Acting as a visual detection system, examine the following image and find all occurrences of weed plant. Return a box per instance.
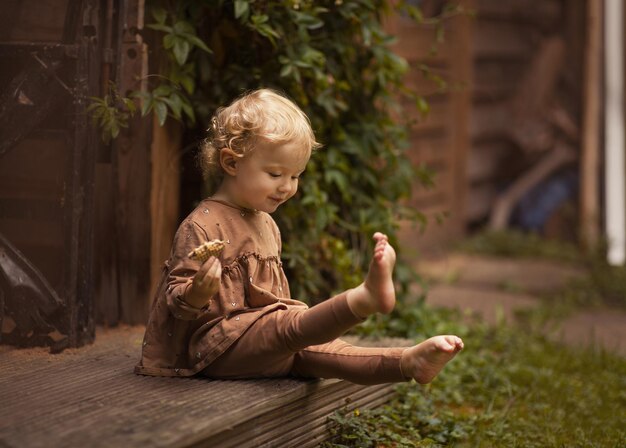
[324,306,626,447]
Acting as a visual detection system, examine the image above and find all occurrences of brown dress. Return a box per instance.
[135,198,406,384]
[135,198,306,377]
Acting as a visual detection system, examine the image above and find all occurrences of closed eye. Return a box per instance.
[268,173,281,178]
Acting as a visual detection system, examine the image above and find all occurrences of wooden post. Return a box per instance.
[149,117,182,304]
[450,0,474,235]
[114,0,153,323]
[580,0,602,249]
[604,0,626,265]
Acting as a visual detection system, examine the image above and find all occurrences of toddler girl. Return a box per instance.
[135,89,463,385]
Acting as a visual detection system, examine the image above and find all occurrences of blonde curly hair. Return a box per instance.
[199,89,321,185]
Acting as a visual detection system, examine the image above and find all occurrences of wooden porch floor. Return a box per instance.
[0,326,398,448]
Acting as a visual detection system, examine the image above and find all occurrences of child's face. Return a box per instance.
[227,140,310,213]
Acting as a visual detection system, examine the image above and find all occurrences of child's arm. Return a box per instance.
[165,219,222,320]
[184,256,221,309]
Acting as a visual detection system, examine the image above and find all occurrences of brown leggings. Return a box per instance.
[202,293,407,385]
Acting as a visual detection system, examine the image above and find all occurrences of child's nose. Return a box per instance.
[278,178,295,193]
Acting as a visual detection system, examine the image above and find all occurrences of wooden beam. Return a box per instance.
[114,0,152,324]
[449,0,474,233]
[580,0,602,249]
[149,117,182,304]
[604,0,626,264]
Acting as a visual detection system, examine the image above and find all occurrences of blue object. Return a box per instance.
[512,169,579,233]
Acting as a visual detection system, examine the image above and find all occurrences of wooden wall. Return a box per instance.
[0,0,99,348]
[0,0,181,349]
[468,0,585,227]
[386,0,474,256]
[94,0,182,326]
[383,0,586,257]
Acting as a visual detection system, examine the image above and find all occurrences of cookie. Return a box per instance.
[188,239,226,263]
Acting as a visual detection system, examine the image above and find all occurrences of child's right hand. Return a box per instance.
[185,256,222,308]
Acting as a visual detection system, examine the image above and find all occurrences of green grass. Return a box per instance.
[321,231,626,446]
[323,310,626,447]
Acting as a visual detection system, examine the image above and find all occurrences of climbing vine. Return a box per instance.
[91,0,465,302]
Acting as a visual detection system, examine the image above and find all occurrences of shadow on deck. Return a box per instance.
[0,326,397,447]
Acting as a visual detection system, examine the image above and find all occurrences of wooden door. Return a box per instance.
[0,0,100,350]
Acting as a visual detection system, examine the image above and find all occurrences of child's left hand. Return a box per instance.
[185,256,222,308]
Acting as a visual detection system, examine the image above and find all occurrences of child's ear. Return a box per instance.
[219,148,239,175]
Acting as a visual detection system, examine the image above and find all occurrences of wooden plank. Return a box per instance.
[68,3,99,348]
[386,15,454,62]
[562,0,586,114]
[406,133,451,166]
[510,37,565,121]
[0,218,64,248]
[94,163,120,325]
[470,101,510,141]
[465,183,498,222]
[149,117,183,306]
[472,60,525,103]
[0,326,401,448]
[114,116,153,324]
[114,0,152,325]
[472,21,533,61]
[476,0,562,27]
[0,134,69,198]
[402,61,451,97]
[402,94,450,134]
[446,3,473,237]
[203,381,394,448]
[0,0,70,43]
[397,207,461,255]
[467,141,511,183]
[389,0,473,252]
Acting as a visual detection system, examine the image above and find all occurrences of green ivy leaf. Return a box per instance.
[280,63,294,77]
[162,93,183,120]
[405,5,423,23]
[146,23,172,33]
[249,14,280,44]
[154,100,168,126]
[234,0,249,20]
[416,96,430,116]
[173,20,195,35]
[163,34,176,49]
[151,7,167,24]
[183,34,213,54]
[138,94,152,117]
[122,97,136,115]
[179,75,195,94]
[152,84,172,97]
[173,38,191,65]
[290,10,324,30]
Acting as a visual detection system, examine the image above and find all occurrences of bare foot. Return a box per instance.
[347,232,396,317]
[400,335,464,384]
